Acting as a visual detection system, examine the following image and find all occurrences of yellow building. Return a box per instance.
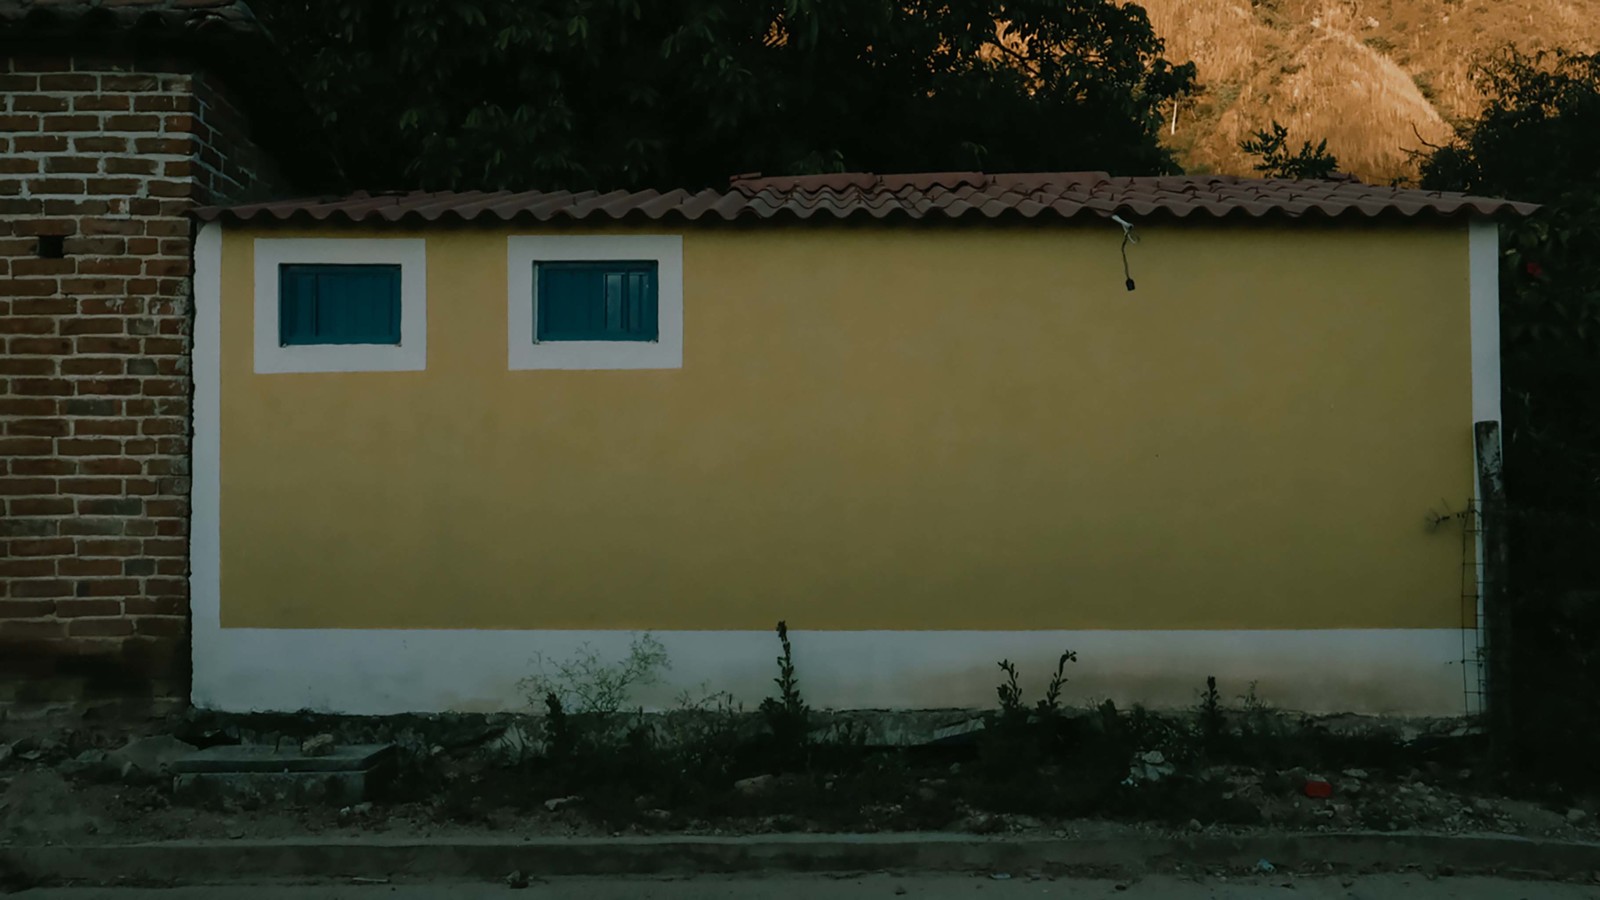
[190,172,1529,715]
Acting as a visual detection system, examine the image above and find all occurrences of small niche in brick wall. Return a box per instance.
[37,235,66,259]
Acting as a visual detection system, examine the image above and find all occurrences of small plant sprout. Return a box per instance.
[1037,650,1078,715]
[759,620,810,759]
[518,632,670,716]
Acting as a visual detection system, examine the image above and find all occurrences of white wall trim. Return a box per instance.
[252,237,427,373]
[191,626,1468,716]
[507,234,684,370]
[190,222,224,705]
[1468,221,1502,427]
[1464,219,1502,715]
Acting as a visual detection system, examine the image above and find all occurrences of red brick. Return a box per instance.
[10,259,74,277]
[45,155,101,174]
[63,398,119,416]
[0,358,55,377]
[140,418,186,436]
[12,298,76,316]
[37,72,97,90]
[63,236,127,255]
[58,439,120,456]
[59,277,128,297]
[13,95,68,112]
[8,338,72,355]
[0,157,39,174]
[58,559,123,578]
[80,458,140,475]
[0,559,55,578]
[141,338,185,356]
[0,74,40,91]
[8,538,73,556]
[62,518,126,536]
[0,279,62,297]
[61,358,124,376]
[79,217,142,235]
[8,497,72,516]
[13,219,76,237]
[132,137,189,155]
[79,298,141,315]
[6,418,68,436]
[143,539,185,557]
[0,398,59,416]
[54,597,122,616]
[73,419,139,437]
[74,337,140,354]
[59,477,122,495]
[0,439,54,457]
[0,476,53,494]
[11,458,74,476]
[101,74,158,91]
[124,439,156,455]
[0,314,56,338]
[0,619,66,639]
[143,499,186,517]
[59,315,124,336]
[104,157,158,176]
[76,538,139,556]
[76,497,143,516]
[0,599,55,618]
[0,114,41,132]
[12,378,73,396]
[153,559,186,577]
[124,477,157,496]
[13,135,66,152]
[125,597,183,616]
[102,115,160,133]
[7,577,73,598]
[133,616,186,637]
[78,378,141,396]
[67,617,134,637]
[73,578,138,597]
[27,178,87,196]
[73,94,132,112]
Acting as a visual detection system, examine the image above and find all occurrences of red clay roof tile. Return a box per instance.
[193,172,1537,226]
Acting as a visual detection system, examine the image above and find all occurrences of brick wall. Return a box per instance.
[0,54,297,707]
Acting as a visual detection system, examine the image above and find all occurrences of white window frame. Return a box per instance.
[252,238,427,374]
[507,235,684,370]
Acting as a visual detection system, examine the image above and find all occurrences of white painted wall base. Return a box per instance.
[189,626,1470,716]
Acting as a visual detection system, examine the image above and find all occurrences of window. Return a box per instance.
[253,238,426,374]
[536,261,658,343]
[279,264,402,346]
[508,235,683,370]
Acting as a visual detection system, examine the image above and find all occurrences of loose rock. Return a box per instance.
[544,795,582,812]
[1568,808,1588,824]
[506,870,529,889]
[300,734,336,757]
[734,774,776,797]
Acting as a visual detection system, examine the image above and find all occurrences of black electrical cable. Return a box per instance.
[1121,232,1136,292]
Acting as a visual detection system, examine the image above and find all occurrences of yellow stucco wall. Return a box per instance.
[217,222,1475,631]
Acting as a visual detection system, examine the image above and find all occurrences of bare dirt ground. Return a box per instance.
[3,708,1597,849]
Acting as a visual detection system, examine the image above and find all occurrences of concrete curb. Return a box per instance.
[6,832,1600,885]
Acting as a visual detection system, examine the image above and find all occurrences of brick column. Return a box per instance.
[1,55,293,707]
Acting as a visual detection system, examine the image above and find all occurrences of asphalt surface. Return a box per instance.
[19,873,1600,899]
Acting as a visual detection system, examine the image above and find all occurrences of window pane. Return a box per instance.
[279,264,401,346]
[536,261,659,342]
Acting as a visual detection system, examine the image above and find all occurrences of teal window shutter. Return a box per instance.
[535,261,658,342]
[278,264,402,346]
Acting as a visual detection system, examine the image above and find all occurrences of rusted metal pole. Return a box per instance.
[1474,421,1511,750]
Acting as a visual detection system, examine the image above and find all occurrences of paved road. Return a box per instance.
[21,874,1600,899]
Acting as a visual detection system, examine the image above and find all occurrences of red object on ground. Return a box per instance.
[1304,779,1333,799]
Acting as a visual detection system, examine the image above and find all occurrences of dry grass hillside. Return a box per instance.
[1139,0,1600,183]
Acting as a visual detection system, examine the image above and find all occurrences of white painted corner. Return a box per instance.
[189,222,224,708]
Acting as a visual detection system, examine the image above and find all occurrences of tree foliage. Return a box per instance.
[1419,48,1600,778]
[1238,120,1340,179]
[252,0,1195,192]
